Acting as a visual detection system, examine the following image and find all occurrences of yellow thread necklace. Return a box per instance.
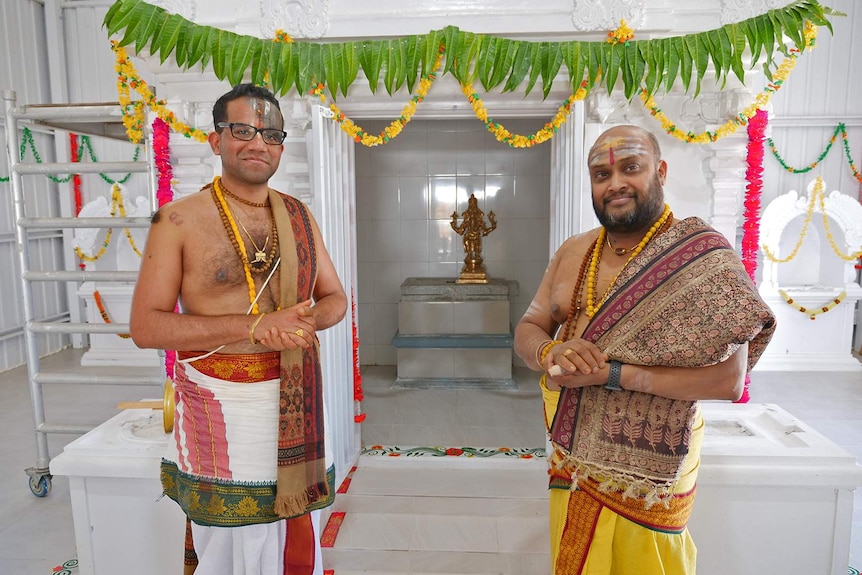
[211,177,260,315]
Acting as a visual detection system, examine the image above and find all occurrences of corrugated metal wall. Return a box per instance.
[0,0,66,371]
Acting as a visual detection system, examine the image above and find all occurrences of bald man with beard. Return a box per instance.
[514,125,775,574]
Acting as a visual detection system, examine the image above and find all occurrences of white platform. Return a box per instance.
[50,408,185,575]
[693,402,862,575]
[49,402,862,575]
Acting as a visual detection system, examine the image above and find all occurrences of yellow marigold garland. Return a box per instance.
[311,46,445,147]
[607,20,635,45]
[762,177,862,264]
[778,289,847,320]
[74,184,143,262]
[640,21,817,144]
[461,80,588,148]
[113,41,208,144]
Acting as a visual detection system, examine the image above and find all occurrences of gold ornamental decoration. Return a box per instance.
[450,194,497,284]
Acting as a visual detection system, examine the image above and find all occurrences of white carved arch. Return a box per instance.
[759,179,862,292]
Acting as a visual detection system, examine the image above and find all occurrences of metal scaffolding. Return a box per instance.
[2,90,162,497]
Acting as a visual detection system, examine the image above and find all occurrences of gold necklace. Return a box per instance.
[606,233,632,256]
[234,213,269,265]
[585,204,673,318]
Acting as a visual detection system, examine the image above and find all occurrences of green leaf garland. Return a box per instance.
[102,0,839,100]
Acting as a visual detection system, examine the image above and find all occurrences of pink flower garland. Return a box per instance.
[152,117,177,379]
[351,291,366,423]
[737,108,768,403]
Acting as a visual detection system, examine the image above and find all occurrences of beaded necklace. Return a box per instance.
[211,177,260,314]
[220,181,270,208]
[585,204,673,319]
[559,246,594,341]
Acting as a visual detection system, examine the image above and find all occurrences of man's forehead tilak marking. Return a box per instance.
[245,97,280,126]
[589,136,650,167]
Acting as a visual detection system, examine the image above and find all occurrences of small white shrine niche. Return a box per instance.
[73,183,160,367]
[757,178,862,371]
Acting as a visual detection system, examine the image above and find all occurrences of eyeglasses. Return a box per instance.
[216,122,287,145]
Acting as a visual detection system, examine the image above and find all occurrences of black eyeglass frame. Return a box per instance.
[216,122,287,145]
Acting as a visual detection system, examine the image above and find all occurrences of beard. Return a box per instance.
[593,173,665,234]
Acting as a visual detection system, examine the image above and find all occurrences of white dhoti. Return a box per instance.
[161,355,334,575]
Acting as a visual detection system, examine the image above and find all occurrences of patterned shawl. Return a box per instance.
[549,217,775,505]
[270,189,331,518]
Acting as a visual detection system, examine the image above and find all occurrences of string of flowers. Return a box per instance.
[93,290,132,338]
[112,40,208,144]
[73,183,143,263]
[778,289,847,320]
[351,292,366,423]
[461,80,587,148]
[762,176,862,263]
[78,135,140,184]
[0,127,73,183]
[640,21,817,144]
[840,126,862,183]
[0,127,140,184]
[607,19,635,45]
[70,134,85,269]
[311,46,446,147]
[742,109,767,283]
[152,116,178,381]
[768,123,841,174]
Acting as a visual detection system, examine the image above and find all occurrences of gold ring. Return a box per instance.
[564,348,574,356]
[295,328,304,337]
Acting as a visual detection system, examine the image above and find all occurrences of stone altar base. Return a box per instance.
[391,278,517,389]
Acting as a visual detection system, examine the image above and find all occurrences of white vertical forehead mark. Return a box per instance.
[588,136,650,167]
[245,97,280,127]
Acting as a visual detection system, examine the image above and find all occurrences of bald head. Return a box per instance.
[588,125,661,168]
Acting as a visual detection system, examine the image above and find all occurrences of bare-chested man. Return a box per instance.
[513,124,775,574]
[130,83,346,575]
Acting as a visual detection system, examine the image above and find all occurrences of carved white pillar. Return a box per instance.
[549,101,587,255]
[703,89,753,245]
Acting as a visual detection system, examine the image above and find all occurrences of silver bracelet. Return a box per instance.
[604,360,623,391]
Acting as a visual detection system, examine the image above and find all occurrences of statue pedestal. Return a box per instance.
[391,278,517,389]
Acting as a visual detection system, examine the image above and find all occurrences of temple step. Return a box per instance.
[322,453,550,574]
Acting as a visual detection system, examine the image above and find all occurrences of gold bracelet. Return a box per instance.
[249,312,267,345]
[539,340,564,366]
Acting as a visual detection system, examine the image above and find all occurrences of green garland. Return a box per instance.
[769,122,862,182]
[103,0,838,101]
[0,128,140,184]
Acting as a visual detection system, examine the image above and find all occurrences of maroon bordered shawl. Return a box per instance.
[549,217,775,504]
[269,189,332,517]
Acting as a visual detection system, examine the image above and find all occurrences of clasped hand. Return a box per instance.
[543,339,608,391]
[255,299,317,351]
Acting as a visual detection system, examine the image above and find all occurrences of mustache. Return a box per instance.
[603,193,634,205]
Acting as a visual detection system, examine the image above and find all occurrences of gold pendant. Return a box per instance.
[252,250,267,264]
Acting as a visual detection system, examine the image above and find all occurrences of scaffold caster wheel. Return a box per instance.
[29,474,51,497]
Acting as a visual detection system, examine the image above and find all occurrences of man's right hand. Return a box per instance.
[255,299,317,351]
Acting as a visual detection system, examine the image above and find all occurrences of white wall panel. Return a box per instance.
[758,0,862,221]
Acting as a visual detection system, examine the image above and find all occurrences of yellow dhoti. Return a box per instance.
[544,382,704,575]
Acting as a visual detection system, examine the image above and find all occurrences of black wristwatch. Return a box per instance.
[604,360,623,391]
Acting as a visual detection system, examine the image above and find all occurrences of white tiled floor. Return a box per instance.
[0,350,860,573]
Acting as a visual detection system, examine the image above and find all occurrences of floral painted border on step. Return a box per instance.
[361,445,545,458]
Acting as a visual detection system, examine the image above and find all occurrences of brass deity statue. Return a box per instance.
[450,194,497,284]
